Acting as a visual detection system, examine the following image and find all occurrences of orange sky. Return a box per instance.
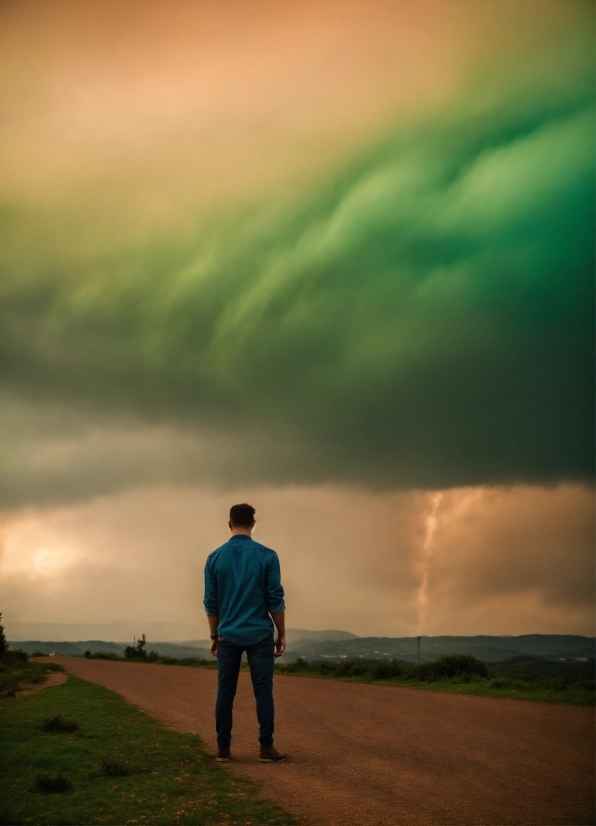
[0,1,593,637]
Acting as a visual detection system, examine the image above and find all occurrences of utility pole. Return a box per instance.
[417,635,421,664]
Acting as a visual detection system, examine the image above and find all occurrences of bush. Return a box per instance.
[36,774,71,793]
[42,715,80,733]
[368,661,402,680]
[406,654,489,682]
[84,650,91,658]
[335,661,368,677]
[43,663,65,673]
[2,649,28,664]
[90,652,120,660]
[124,634,148,660]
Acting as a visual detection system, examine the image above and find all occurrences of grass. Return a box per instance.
[0,675,294,826]
[273,658,595,705]
[0,651,65,696]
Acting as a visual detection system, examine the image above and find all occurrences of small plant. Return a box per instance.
[42,715,80,733]
[36,773,71,793]
[101,756,133,776]
[84,650,91,658]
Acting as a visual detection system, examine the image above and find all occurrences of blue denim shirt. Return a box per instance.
[203,535,286,646]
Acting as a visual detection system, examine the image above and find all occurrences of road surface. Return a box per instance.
[50,657,594,826]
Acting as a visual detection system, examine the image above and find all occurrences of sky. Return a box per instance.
[0,0,594,640]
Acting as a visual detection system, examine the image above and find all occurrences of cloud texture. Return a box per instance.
[1,483,593,636]
[0,1,593,504]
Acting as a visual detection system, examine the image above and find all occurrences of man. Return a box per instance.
[203,503,287,763]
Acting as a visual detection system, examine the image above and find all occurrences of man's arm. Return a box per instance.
[265,553,286,657]
[271,610,286,657]
[207,614,219,657]
[203,555,220,656]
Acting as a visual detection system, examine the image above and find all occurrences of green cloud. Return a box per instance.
[0,61,593,497]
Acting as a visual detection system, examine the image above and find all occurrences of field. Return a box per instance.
[0,676,294,826]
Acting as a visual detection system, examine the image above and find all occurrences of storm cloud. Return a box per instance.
[0,0,593,505]
[0,1,593,638]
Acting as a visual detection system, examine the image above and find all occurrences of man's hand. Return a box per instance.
[210,637,218,657]
[274,633,286,658]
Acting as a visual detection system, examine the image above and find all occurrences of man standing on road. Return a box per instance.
[204,503,287,763]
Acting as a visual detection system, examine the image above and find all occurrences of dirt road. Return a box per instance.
[52,657,593,825]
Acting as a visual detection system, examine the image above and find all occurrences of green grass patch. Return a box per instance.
[0,676,294,826]
[274,657,595,705]
[0,651,64,696]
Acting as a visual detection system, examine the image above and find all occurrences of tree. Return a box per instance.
[124,634,147,660]
[0,612,9,658]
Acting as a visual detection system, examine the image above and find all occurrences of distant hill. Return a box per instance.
[11,633,594,664]
[285,629,358,644]
[10,628,356,659]
[285,635,595,663]
[12,639,212,659]
[7,623,358,646]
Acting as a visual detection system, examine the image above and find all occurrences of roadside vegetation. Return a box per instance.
[275,654,595,705]
[31,623,593,705]
[0,613,64,697]
[0,675,294,826]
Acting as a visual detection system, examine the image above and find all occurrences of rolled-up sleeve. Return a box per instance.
[265,553,286,615]
[203,556,219,616]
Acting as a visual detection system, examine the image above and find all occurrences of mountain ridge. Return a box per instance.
[10,633,594,663]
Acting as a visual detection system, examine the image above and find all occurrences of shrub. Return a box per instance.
[407,654,489,682]
[2,649,28,664]
[42,715,80,733]
[489,677,511,689]
[36,774,71,793]
[124,634,148,660]
[368,661,402,680]
[84,650,91,658]
[336,661,367,677]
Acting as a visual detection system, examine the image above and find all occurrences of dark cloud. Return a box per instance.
[0,35,593,503]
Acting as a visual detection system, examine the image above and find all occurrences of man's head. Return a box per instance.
[229,503,256,533]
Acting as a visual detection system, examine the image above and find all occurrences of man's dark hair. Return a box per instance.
[229,503,256,527]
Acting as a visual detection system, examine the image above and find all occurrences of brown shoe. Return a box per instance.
[216,747,230,762]
[259,746,286,763]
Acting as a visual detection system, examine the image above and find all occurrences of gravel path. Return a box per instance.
[52,657,594,826]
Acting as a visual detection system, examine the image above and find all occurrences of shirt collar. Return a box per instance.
[229,534,252,541]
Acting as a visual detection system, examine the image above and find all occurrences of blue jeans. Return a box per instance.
[215,633,275,749]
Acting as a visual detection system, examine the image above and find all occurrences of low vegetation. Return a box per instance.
[0,674,294,825]
[81,643,593,704]
[0,613,65,697]
[275,654,595,704]
[85,648,218,669]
